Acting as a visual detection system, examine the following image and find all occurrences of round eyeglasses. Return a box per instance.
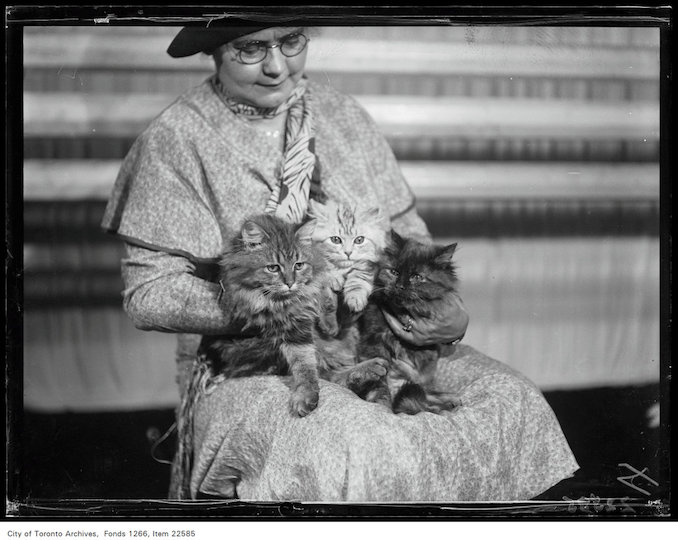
[233,32,309,65]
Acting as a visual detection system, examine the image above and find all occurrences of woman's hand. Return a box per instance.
[381,292,469,347]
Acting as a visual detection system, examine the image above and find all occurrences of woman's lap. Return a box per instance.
[188,344,579,501]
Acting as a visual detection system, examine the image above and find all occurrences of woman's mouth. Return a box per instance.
[259,81,285,88]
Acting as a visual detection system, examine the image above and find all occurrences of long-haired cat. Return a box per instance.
[297,199,389,333]
[355,230,463,415]
[198,213,327,417]
[295,199,392,387]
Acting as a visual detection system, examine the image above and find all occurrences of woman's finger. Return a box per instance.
[381,309,427,345]
[382,309,412,338]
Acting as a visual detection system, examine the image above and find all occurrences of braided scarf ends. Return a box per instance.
[169,361,225,500]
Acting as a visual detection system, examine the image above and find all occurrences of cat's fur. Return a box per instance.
[297,199,389,335]
[198,213,327,417]
[294,199,391,387]
[198,209,386,416]
[355,230,463,415]
[198,208,460,417]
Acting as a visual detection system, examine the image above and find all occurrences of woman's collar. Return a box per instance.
[210,74,308,120]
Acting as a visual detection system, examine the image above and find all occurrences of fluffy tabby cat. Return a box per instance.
[354,230,463,415]
[198,213,327,417]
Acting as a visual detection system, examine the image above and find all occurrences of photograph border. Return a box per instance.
[5,3,673,520]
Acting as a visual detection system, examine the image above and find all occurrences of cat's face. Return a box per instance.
[300,200,388,266]
[375,231,458,313]
[222,214,322,303]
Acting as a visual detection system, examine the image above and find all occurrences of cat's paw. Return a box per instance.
[426,391,463,413]
[347,357,389,387]
[289,381,320,417]
[344,291,369,312]
[329,276,345,292]
[364,387,392,407]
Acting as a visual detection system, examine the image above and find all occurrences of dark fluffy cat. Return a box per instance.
[198,213,327,417]
[354,230,463,415]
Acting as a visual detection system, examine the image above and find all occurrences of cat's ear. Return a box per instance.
[435,243,458,266]
[389,229,406,248]
[306,198,320,216]
[307,199,329,221]
[383,229,406,258]
[359,206,388,227]
[295,220,315,245]
[241,220,267,249]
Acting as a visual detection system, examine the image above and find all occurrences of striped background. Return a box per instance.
[21,25,661,411]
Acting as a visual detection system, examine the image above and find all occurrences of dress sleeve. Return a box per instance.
[390,206,432,243]
[101,117,223,261]
[121,243,234,334]
[101,112,236,334]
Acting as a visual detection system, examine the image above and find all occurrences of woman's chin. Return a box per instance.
[253,96,287,109]
[252,82,295,108]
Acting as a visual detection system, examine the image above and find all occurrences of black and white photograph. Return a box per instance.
[5,4,672,522]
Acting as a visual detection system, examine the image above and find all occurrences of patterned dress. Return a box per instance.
[101,77,578,501]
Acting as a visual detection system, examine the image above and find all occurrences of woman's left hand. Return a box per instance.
[381,292,469,347]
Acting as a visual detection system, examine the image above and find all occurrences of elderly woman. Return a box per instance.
[102,23,578,501]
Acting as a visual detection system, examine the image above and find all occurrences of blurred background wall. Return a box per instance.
[20,25,662,499]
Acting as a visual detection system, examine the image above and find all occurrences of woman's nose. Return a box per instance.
[261,46,286,77]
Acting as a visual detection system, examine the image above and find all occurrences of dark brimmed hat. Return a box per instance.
[167,25,272,57]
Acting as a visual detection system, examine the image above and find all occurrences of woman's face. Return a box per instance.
[214,27,309,109]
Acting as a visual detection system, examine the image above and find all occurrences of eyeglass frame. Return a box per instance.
[230,32,310,65]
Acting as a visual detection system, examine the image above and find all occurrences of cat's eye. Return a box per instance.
[294,262,306,271]
[330,236,343,244]
[354,236,365,244]
[387,268,399,277]
[411,273,426,282]
[265,264,281,273]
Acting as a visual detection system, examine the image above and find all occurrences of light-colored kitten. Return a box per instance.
[295,199,390,392]
[299,199,389,315]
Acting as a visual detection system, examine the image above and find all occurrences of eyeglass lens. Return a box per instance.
[237,33,308,64]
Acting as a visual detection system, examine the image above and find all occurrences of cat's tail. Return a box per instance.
[392,382,462,415]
